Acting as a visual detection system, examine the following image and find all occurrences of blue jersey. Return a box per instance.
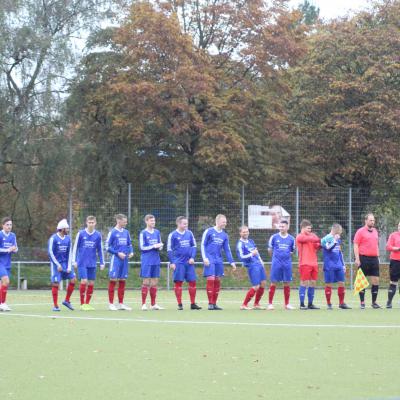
[0,231,18,269]
[321,234,344,270]
[167,229,196,264]
[268,233,295,266]
[201,227,234,264]
[139,229,162,265]
[48,233,72,270]
[236,238,263,267]
[106,228,133,256]
[72,229,104,268]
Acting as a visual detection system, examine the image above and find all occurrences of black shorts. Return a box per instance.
[359,255,379,277]
[389,260,400,282]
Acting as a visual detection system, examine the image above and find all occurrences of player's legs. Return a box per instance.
[324,269,333,307]
[173,264,185,307]
[206,275,216,309]
[0,271,10,309]
[62,271,76,310]
[213,263,224,309]
[50,264,61,311]
[269,265,282,307]
[141,277,150,309]
[108,256,119,310]
[85,267,96,306]
[299,265,310,308]
[282,265,293,308]
[387,260,400,308]
[185,264,200,309]
[254,279,266,308]
[117,260,130,310]
[78,266,88,306]
[307,266,319,309]
[150,276,161,309]
[268,281,277,308]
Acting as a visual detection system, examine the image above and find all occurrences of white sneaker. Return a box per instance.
[118,303,132,311]
[0,303,12,311]
[109,303,118,311]
[240,304,252,310]
[285,304,295,310]
[267,304,274,310]
[253,304,266,310]
[151,304,164,310]
[141,303,148,311]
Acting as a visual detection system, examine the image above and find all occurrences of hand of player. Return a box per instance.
[8,246,17,252]
[153,243,163,249]
[204,258,210,266]
[73,262,77,269]
[170,263,176,270]
[355,259,361,268]
[118,252,126,260]
[128,253,134,259]
[231,263,237,271]
[334,234,341,241]
[251,249,259,256]
[57,265,63,272]
[188,258,195,265]
[100,264,105,271]
[66,267,71,273]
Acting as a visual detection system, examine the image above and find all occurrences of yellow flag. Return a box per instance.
[353,268,369,295]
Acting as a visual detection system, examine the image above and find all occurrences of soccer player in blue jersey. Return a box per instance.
[236,226,267,310]
[48,219,76,312]
[72,216,105,311]
[321,223,351,310]
[139,214,164,310]
[0,217,18,311]
[106,214,133,311]
[167,216,201,310]
[201,214,236,310]
[267,220,296,310]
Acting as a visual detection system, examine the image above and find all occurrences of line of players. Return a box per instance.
[1,212,400,311]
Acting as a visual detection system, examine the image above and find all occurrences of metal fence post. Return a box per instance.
[185,185,189,219]
[68,191,73,237]
[17,262,21,290]
[241,185,245,226]
[128,183,132,223]
[295,187,300,236]
[167,262,170,290]
[348,187,353,289]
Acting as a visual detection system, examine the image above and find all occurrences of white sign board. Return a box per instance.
[248,205,290,230]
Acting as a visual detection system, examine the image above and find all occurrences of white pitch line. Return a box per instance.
[1,312,400,329]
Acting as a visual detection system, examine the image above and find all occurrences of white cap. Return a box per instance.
[57,219,69,230]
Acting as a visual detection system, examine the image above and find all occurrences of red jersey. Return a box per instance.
[353,226,379,257]
[296,233,321,267]
[386,231,400,261]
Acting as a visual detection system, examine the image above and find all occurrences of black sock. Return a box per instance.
[359,289,365,303]
[371,285,379,303]
[388,284,397,303]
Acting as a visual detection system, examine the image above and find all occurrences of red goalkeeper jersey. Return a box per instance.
[296,233,321,267]
[386,231,400,261]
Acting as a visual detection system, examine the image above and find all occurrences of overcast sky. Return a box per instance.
[290,0,371,19]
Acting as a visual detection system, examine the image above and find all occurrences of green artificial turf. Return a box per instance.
[1,289,399,400]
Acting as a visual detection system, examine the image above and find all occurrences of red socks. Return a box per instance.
[79,283,87,305]
[284,285,290,305]
[150,286,157,306]
[118,280,126,304]
[86,284,94,304]
[268,285,276,304]
[0,284,8,303]
[214,279,221,304]
[65,282,75,302]
[338,286,345,304]
[254,287,265,305]
[52,285,59,307]
[188,281,196,304]
[325,286,332,305]
[141,285,149,304]
[243,287,256,306]
[108,281,116,303]
[206,280,214,304]
[174,281,183,304]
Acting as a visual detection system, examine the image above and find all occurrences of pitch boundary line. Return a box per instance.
[1,312,400,329]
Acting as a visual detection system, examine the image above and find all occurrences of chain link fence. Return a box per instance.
[10,185,400,289]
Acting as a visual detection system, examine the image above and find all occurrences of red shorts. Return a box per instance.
[299,265,318,281]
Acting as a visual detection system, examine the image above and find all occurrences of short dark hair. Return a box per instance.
[300,219,312,229]
[280,220,289,225]
[2,217,11,226]
[144,214,155,222]
[115,213,127,221]
[176,216,187,225]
